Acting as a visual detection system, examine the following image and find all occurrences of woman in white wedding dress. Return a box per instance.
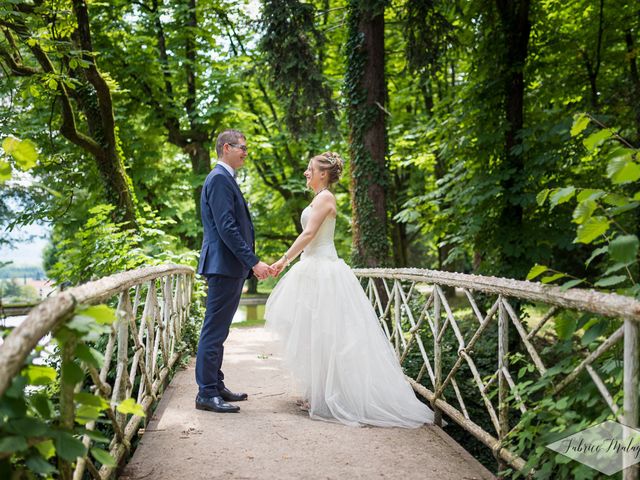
[265,152,434,428]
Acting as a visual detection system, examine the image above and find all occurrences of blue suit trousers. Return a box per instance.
[195,275,245,397]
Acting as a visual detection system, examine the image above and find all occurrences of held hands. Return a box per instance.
[270,258,287,277]
[252,261,274,281]
[253,257,289,280]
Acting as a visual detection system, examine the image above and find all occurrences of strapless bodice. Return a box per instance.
[301,205,338,260]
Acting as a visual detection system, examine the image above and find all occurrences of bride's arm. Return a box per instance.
[272,193,335,274]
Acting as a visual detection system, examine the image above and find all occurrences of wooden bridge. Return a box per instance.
[121,327,491,480]
[1,264,639,479]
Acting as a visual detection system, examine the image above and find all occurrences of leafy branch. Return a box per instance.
[529,114,640,295]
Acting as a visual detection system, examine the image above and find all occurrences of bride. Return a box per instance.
[265,151,434,428]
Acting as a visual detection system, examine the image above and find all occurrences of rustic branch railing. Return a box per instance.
[354,268,640,479]
[0,264,194,479]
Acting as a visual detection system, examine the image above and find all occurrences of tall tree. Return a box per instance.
[97,0,242,247]
[345,0,390,267]
[494,0,531,278]
[392,0,455,268]
[229,0,343,289]
[580,0,605,111]
[259,0,336,137]
[249,0,338,234]
[625,17,640,144]
[0,1,138,227]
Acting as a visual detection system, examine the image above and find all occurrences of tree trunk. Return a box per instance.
[71,80,138,228]
[70,0,138,228]
[186,143,212,248]
[626,30,640,145]
[580,0,604,112]
[495,0,531,279]
[346,0,390,268]
[389,170,409,267]
[492,8,532,474]
[0,1,139,228]
[246,277,258,295]
[94,150,137,227]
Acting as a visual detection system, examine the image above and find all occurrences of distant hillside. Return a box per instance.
[0,264,47,280]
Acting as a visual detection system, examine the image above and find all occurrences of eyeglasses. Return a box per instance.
[227,143,248,152]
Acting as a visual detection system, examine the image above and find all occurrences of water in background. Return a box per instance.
[232,304,266,324]
[1,314,25,329]
[1,315,55,363]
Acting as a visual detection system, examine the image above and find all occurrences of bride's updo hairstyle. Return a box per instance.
[312,151,344,186]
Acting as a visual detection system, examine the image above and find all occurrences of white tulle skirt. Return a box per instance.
[265,254,434,428]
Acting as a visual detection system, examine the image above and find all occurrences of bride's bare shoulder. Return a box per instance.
[313,190,337,216]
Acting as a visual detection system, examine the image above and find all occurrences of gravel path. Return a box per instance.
[121,327,495,480]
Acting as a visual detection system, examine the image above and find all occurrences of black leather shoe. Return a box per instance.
[195,395,240,413]
[220,387,248,402]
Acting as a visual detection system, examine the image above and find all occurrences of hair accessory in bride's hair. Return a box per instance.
[323,152,339,165]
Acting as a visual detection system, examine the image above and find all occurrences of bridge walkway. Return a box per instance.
[122,327,495,480]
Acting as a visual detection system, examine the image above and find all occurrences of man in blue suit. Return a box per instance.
[195,129,272,413]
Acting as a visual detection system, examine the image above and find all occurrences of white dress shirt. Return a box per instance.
[217,160,235,180]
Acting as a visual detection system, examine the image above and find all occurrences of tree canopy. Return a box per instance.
[1,0,638,287]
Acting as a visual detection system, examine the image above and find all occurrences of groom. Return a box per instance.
[195,129,272,413]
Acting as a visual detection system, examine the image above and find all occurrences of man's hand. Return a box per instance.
[270,258,286,277]
[252,261,273,280]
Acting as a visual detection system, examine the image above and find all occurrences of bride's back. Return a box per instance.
[301,205,337,260]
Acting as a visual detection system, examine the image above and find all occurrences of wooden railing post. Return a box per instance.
[113,292,130,431]
[623,317,640,480]
[58,334,78,480]
[497,296,509,476]
[433,285,442,427]
[394,280,401,356]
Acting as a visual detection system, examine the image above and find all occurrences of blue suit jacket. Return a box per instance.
[197,164,258,278]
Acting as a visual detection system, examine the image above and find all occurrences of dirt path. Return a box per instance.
[121,327,495,480]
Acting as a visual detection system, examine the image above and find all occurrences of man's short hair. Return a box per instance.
[215,129,245,158]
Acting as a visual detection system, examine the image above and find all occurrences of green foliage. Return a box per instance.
[521,113,638,475]
[116,398,146,417]
[501,331,623,479]
[0,2,139,225]
[179,278,205,357]
[0,136,38,185]
[23,366,57,386]
[530,114,640,298]
[0,279,40,304]
[0,160,10,183]
[2,137,38,173]
[259,0,337,136]
[91,447,116,467]
[0,301,142,477]
[46,203,196,285]
[387,0,640,284]
[402,0,455,77]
